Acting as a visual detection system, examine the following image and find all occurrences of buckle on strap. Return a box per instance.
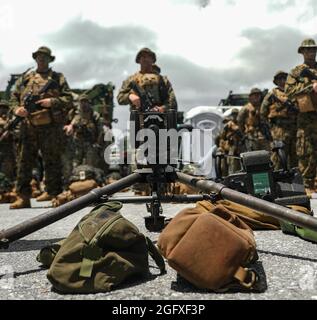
[234,267,257,289]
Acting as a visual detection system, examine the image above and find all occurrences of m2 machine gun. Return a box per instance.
[2,163,317,249]
[2,90,317,247]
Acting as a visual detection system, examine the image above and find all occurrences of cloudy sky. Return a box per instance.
[0,0,316,128]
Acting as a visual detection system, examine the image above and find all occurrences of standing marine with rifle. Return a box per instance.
[9,46,73,209]
[285,38,317,196]
[117,48,177,194]
[237,88,271,152]
[117,47,177,113]
[261,71,298,170]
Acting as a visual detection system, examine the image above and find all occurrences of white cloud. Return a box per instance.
[0,0,317,112]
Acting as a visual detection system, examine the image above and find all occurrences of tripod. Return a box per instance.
[2,163,317,249]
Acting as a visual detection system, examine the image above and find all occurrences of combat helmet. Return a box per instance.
[298,38,317,54]
[32,46,55,62]
[273,70,288,85]
[249,87,262,96]
[135,48,156,63]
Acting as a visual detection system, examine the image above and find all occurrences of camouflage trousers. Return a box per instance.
[270,120,297,170]
[296,112,317,188]
[60,136,75,187]
[0,144,16,182]
[73,139,104,170]
[244,131,271,152]
[227,145,241,174]
[15,123,63,197]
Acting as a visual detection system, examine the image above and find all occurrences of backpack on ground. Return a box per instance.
[158,200,259,292]
[38,201,165,293]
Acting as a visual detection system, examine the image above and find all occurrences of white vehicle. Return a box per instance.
[180,105,243,178]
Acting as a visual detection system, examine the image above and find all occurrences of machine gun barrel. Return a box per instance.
[2,170,317,249]
[0,173,141,248]
[176,172,317,231]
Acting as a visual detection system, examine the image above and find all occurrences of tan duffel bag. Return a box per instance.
[214,199,280,230]
[158,201,259,292]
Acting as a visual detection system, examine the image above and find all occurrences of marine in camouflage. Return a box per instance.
[0,101,16,182]
[70,95,105,170]
[9,46,73,207]
[117,48,177,111]
[237,88,270,152]
[285,38,317,189]
[261,72,298,170]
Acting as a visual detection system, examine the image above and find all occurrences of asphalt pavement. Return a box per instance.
[1,192,317,300]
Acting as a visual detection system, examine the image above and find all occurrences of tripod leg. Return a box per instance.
[0,172,143,248]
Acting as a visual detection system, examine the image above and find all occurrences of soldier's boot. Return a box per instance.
[36,192,55,202]
[305,187,315,199]
[304,180,316,198]
[30,179,42,198]
[9,194,31,209]
[0,191,17,204]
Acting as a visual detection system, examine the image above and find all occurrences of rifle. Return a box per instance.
[129,81,156,112]
[269,93,299,114]
[0,79,58,141]
[300,68,317,81]
[259,120,273,142]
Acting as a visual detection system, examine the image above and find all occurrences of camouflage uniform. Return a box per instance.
[71,100,104,169]
[285,39,317,189]
[10,47,73,203]
[117,49,177,111]
[117,48,177,193]
[223,115,243,174]
[0,102,16,182]
[237,88,271,152]
[215,126,229,177]
[61,107,76,187]
[215,109,242,175]
[261,72,298,170]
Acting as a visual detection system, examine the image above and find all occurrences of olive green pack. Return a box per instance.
[280,221,317,243]
[280,205,317,243]
[38,201,165,293]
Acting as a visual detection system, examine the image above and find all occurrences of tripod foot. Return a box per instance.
[144,215,166,232]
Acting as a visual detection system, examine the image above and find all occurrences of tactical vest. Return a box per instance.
[225,121,241,145]
[132,72,167,105]
[73,111,100,142]
[244,103,260,133]
[20,70,64,126]
[293,65,317,113]
[268,88,289,119]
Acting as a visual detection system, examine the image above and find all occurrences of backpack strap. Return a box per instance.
[233,266,258,289]
[145,237,166,275]
[79,244,103,278]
